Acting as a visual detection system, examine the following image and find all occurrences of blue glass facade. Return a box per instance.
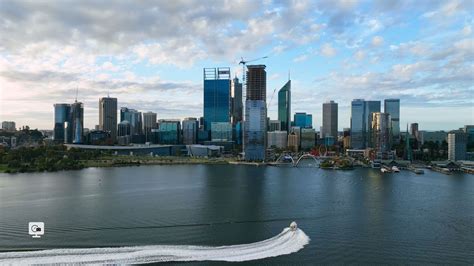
[203,68,231,131]
[53,103,71,142]
[278,80,291,131]
[158,120,180,145]
[384,99,400,142]
[120,107,143,135]
[244,100,267,161]
[351,99,366,149]
[294,112,312,128]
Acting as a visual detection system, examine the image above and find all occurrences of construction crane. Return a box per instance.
[238,56,268,99]
[268,88,277,107]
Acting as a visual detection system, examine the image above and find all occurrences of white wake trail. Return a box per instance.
[0,227,310,264]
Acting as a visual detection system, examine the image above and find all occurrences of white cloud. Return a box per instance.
[320,43,337,57]
[371,36,384,47]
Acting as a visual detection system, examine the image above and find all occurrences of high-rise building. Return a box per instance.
[99,97,118,142]
[384,99,400,143]
[232,77,243,124]
[143,112,157,142]
[203,67,231,131]
[1,121,16,132]
[246,65,266,101]
[70,101,84,144]
[53,103,71,142]
[301,128,316,150]
[278,80,291,132]
[365,100,381,147]
[410,123,419,141]
[182,117,199,145]
[244,101,267,161]
[463,125,474,144]
[120,107,142,136]
[294,112,312,128]
[244,65,267,161]
[322,100,338,139]
[267,131,287,148]
[350,99,366,149]
[448,131,467,161]
[158,120,181,145]
[371,112,391,155]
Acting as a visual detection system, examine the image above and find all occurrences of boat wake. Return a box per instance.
[0,224,310,264]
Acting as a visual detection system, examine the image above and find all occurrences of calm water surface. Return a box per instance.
[0,165,473,264]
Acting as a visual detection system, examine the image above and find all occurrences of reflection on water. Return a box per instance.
[0,165,473,264]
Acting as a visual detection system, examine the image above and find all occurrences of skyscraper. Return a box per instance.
[365,100,381,147]
[232,77,243,124]
[322,100,338,139]
[246,65,266,101]
[278,80,291,132]
[120,107,142,136]
[53,103,71,142]
[448,131,467,161]
[244,65,267,161]
[182,117,199,144]
[384,99,400,143]
[99,97,117,142]
[70,101,84,144]
[350,99,366,149]
[143,112,157,142]
[371,112,391,156]
[203,67,231,131]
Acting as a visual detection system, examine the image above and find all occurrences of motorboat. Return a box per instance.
[381,167,392,173]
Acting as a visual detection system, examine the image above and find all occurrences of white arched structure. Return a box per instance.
[294,154,320,167]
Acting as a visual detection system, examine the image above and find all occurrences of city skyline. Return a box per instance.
[0,1,473,130]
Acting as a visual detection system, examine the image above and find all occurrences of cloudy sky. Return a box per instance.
[0,0,473,131]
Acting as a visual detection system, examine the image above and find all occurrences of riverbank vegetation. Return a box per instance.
[0,145,233,173]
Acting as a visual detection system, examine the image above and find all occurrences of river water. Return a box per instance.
[0,165,472,264]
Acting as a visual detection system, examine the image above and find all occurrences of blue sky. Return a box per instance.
[0,0,472,130]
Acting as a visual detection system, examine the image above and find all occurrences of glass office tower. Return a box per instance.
[278,80,291,132]
[70,101,84,144]
[365,100,381,147]
[294,112,312,128]
[203,68,231,131]
[351,99,366,149]
[53,103,71,142]
[384,99,400,143]
[244,65,267,161]
[120,107,143,136]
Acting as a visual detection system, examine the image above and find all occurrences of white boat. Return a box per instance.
[381,168,389,173]
[391,166,400,172]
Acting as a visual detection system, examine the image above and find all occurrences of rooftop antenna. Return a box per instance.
[288,69,291,80]
[75,87,78,103]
